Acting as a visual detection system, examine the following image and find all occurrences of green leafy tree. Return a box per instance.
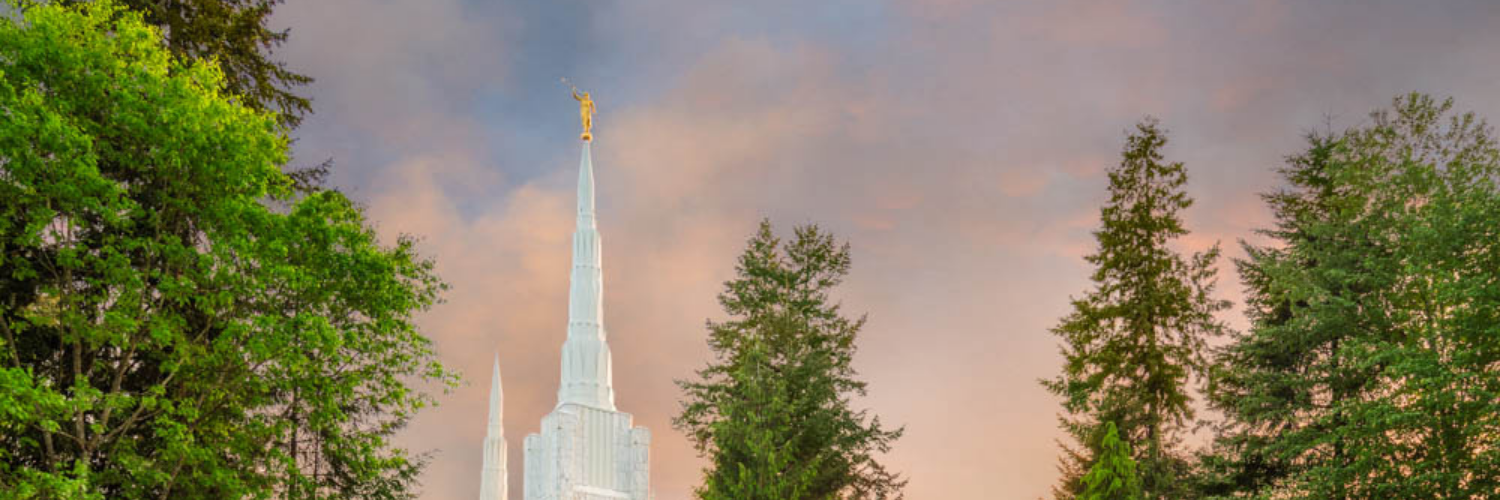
[41,0,396,493]
[55,0,324,192]
[73,0,369,487]
[0,2,452,498]
[55,0,313,129]
[676,221,905,500]
[1081,422,1142,500]
[1043,119,1229,500]
[1202,94,1500,500]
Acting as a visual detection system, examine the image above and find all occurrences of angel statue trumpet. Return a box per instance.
[571,86,595,141]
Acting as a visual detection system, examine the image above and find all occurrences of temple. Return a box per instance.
[481,133,651,500]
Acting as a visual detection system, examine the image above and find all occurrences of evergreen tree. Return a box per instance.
[676,221,905,500]
[1202,94,1500,500]
[0,2,452,498]
[1043,119,1229,500]
[1193,130,1358,499]
[1081,422,1143,500]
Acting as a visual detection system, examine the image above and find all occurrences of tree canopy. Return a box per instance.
[1201,94,1500,500]
[55,0,314,128]
[0,2,452,498]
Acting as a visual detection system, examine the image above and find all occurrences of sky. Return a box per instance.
[269,1,1500,499]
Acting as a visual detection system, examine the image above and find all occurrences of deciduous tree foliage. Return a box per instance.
[1043,119,1229,500]
[57,0,324,190]
[1200,94,1500,500]
[0,2,452,498]
[676,221,905,500]
[56,0,313,129]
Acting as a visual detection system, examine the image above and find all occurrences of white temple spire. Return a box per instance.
[556,141,616,410]
[479,354,508,500]
[521,97,649,500]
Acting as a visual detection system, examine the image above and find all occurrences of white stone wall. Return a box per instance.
[524,404,649,500]
[627,428,650,500]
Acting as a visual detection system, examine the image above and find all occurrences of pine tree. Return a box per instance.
[676,221,905,500]
[1081,422,1143,500]
[1043,119,1229,500]
[1202,94,1500,500]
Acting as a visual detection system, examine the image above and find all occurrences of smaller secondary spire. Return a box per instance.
[480,353,508,500]
[488,354,504,433]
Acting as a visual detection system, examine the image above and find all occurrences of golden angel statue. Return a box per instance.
[572,88,595,141]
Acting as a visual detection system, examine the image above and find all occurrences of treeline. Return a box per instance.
[665,94,1500,500]
[1047,96,1500,500]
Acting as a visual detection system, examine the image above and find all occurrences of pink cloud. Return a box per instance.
[1035,0,1170,49]
[998,167,1050,198]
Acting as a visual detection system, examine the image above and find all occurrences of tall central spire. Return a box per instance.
[520,93,651,500]
[556,141,615,410]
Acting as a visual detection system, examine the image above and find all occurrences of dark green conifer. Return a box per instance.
[1202,94,1500,500]
[1044,119,1229,500]
[676,221,905,500]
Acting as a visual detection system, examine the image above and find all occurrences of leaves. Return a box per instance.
[0,2,451,498]
[54,0,315,128]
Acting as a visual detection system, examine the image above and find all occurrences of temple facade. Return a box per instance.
[480,137,651,500]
